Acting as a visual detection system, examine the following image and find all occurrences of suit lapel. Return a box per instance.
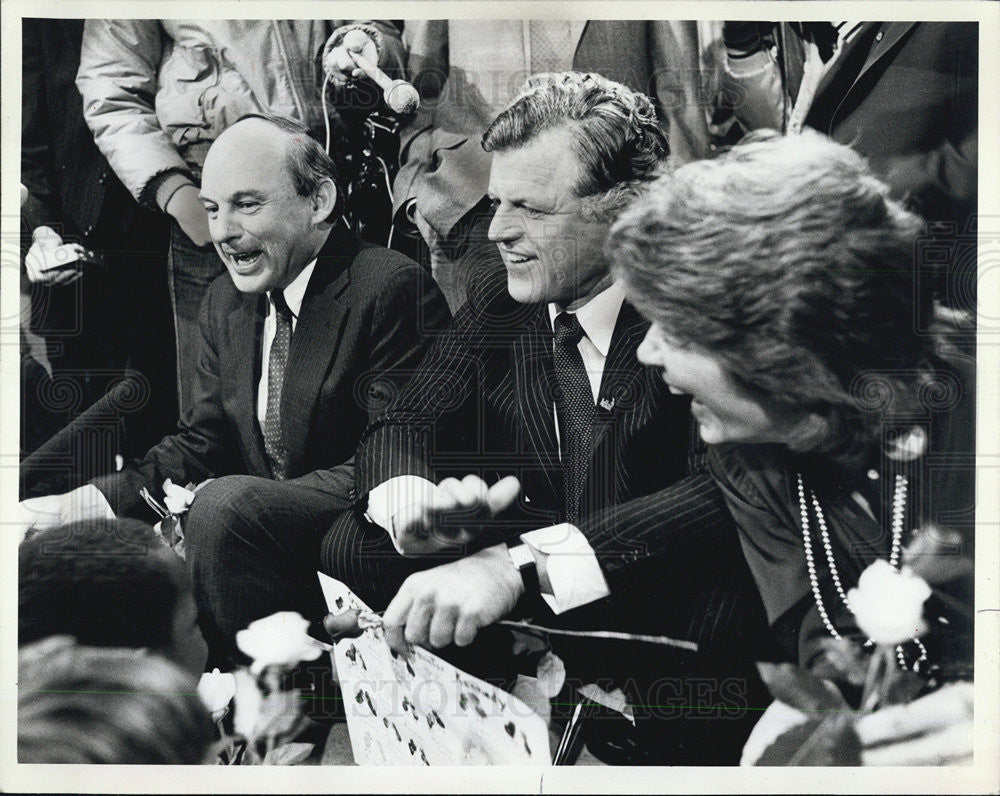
[569,20,589,60]
[512,308,562,503]
[228,293,269,475]
[597,301,649,409]
[812,23,916,120]
[280,231,355,473]
[853,22,916,88]
[585,302,650,503]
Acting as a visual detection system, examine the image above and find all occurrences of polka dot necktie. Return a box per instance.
[552,312,594,524]
[263,290,293,480]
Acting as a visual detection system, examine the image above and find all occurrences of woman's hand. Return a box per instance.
[742,682,974,766]
[857,681,973,765]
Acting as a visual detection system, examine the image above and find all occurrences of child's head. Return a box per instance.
[19,518,207,675]
[18,636,215,764]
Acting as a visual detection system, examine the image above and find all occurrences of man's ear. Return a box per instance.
[311,178,338,224]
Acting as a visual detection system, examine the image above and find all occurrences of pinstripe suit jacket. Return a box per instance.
[93,228,450,519]
[356,265,738,603]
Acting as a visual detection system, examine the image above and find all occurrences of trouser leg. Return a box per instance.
[318,508,454,611]
[184,474,349,665]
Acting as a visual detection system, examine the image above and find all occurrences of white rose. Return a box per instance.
[162,478,196,515]
[197,667,237,720]
[235,611,324,674]
[847,560,931,645]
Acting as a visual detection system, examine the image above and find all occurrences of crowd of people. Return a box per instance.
[17,18,977,767]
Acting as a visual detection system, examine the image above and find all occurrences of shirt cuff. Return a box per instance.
[520,523,610,614]
[724,47,776,78]
[365,475,436,554]
[153,171,196,213]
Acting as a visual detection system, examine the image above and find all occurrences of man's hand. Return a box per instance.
[858,681,974,765]
[322,28,379,89]
[24,226,83,286]
[383,544,525,652]
[411,205,442,254]
[391,475,521,556]
[19,484,116,538]
[165,183,211,247]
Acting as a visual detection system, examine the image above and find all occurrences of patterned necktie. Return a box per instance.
[552,312,594,524]
[263,291,293,480]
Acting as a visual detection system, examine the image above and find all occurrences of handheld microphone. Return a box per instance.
[347,52,420,115]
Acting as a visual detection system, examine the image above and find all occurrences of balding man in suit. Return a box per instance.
[21,114,450,662]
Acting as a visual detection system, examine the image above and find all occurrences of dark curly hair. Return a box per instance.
[610,130,968,459]
[18,636,214,764]
[19,518,187,654]
[482,71,669,220]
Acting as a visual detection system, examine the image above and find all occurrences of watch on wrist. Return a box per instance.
[507,542,539,595]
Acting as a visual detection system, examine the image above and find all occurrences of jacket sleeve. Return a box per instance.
[90,282,241,519]
[390,20,448,214]
[76,20,193,208]
[366,20,406,79]
[355,265,511,498]
[21,19,58,232]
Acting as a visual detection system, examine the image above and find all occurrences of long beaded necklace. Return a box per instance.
[797,472,928,672]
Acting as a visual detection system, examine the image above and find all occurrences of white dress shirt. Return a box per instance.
[255,259,316,433]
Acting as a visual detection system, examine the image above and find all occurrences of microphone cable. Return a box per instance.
[321,66,398,248]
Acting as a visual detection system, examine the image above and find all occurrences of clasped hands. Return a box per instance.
[381,474,527,653]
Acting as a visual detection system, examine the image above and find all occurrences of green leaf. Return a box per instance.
[757,662,849,714]
[262,742,315,766]
[756,714,862,766]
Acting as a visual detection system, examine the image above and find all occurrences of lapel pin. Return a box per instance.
[599,397,615,411]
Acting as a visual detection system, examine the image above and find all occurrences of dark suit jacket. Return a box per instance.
[351,267,768,764]
[805,21,977,230]
[93,228,450,518]
[356,266,738,610]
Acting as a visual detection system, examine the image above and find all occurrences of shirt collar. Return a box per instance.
[547,281,626,357]
[268,259,316,319]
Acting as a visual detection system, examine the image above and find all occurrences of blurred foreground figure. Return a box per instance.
[18,636,214,764]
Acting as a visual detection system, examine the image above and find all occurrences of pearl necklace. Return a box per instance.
[797,472,928,672]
